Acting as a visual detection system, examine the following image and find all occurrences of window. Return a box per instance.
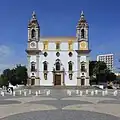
[81,29,85,38]
[81,62,86,72]
[31,62,36,71]
[56,62,60,70]
[68,43,73,51]
[43,41,48,50]
[56,43,60,50]
[44,73,47,80]
[43,61,48,71]
[82,73,84,75]
[68,61,73,71]
[56,52,60,57]
[69,74,73,80]
[68,52,73,57]
[44,52,48,57]
[31,29,36,38]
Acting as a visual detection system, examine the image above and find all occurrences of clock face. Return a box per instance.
[30,42,36,48]
[80,41,87,49]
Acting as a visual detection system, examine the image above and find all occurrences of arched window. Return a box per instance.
[81,29,84,38]
[81,61,85,72]
[56,43,60,50]
[31,62,35,71]
[56,62,60,70]
[68,61,73,71]
[31,29,36,38]
[69,74,73,80]
[43,61,48,71]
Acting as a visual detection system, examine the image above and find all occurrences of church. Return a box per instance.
[26,11,91,86]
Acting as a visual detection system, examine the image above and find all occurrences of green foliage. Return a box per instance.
[0,64,28,87]
[89,61,116,84]
[106,72,116,82]
[0,74,9,87]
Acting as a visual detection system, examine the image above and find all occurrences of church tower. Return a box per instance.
[76,11,91,86]
[26,11,41,86]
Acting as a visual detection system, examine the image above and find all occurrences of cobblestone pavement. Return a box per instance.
[0,89,120,120]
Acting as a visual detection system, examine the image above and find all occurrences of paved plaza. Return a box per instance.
[0,88,120,120]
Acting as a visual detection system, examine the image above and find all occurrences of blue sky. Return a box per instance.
[0,0,120,72]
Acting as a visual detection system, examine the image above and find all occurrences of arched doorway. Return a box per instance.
[81,78,85,85]
[31,79,35,85]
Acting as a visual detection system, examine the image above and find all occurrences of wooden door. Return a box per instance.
[31,79,35,85]
[81,79,85,85]
[55,74,61,85]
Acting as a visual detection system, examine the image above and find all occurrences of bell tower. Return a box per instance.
[26,11,41,86]
[76,11,91,86]
[28,11,40,48]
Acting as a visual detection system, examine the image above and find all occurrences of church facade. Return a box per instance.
[26,11,91,86]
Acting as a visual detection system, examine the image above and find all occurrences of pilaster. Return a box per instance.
[77,55,81,86]
[27,55,31,85]
[35,54,40,85]
[85,55,90,86]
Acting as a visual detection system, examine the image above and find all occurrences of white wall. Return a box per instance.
[29,40,80,86]
[38,41,78,51]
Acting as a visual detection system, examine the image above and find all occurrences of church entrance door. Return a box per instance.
[54,74,61,85]
[31,79,35,85]
[81,78,85,85]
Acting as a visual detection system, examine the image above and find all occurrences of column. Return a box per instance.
[77,55,81,86]
[27,55,31,85]
[85,55,90,86]
[35,54,40,85]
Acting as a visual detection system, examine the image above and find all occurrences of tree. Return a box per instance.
[15,65,28,85]
[9,68,17,86]
[0,65,28,86]
[89,61,97,84]
[0,74,9,87]
[89,61,111,84]
[89,61,97,77]
[106,72,116,82]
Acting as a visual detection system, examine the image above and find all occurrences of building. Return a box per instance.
[97,54,114,72]
[26,11,91,86]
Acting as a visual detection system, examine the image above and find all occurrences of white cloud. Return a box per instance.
[0,45,27,74]
[0,45,13,57]
[0,45,15,73]
[0,64,15,74]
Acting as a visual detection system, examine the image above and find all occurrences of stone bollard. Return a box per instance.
[49,90,51,95]
[46,90,50,96]
[19,90,22,95]
[69,90,71,96]
[67,90,69,95]
[76,90,79,95]
[67,90,71,96]
[13,91,15,96]
[113,90,118,96]
[104,90,108,95]
[35,91,38,96]
[85,90,89,95]
[1,91,4,96]
[9,91,12,95]
[38,90,41,95]
[102,91,105,96]
[79,91,83,96]
[24,91,27,96]
[29,90,31,95]
[95,90,98,95]
[91,90,94,96]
